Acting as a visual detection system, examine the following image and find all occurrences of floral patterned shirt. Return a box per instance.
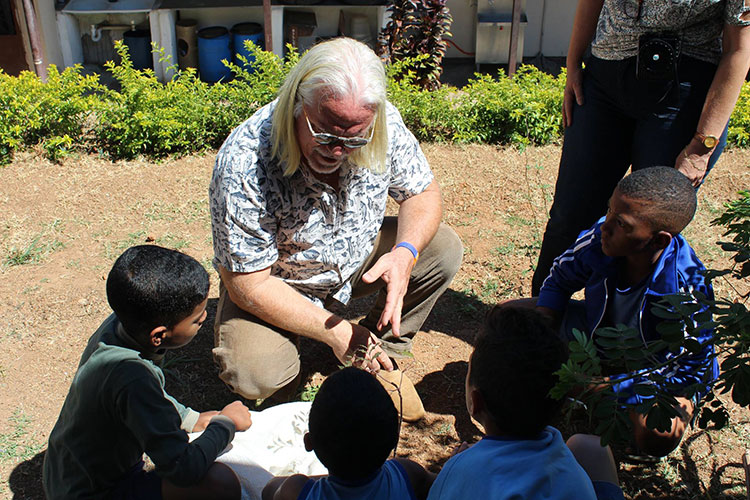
[210,99,434,306]
[592,0,750,64]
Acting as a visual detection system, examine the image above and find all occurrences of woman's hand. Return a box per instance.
[563,64,585,128]
[675,142,710,187]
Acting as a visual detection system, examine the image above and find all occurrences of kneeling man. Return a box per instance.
[209,37,463,421]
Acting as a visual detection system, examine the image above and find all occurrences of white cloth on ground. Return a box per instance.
[189,401,327,500]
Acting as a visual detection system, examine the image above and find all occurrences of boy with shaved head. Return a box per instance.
[536,166,717,458]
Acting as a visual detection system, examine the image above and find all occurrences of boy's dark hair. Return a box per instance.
[308,367,399,480]
[617,166,697,234]
[106,245,210,339]
[469,306,568,438]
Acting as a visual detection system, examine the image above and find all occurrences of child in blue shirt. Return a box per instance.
[43,245,253,500]
[428,307,623,500]
[536,167,716,457]
[262,366,435,500]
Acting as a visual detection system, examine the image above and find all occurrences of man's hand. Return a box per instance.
[219,401,253,431]
[675,141,710,187]
[361,246,416,337]
[330,322,394,373]
[562,64,584,128]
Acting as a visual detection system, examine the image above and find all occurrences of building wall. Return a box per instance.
[445,0,576,59]
[38,0,64,68]
[41,0,577,78]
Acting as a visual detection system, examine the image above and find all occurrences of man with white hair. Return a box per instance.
[209,37,462,421]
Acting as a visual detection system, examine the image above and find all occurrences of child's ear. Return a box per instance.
[467,387,485,420]
[650,231,673,251]
[303,432,313,452]
[149,326,169,348]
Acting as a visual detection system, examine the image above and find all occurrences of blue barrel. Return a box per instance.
[123,29,152,71]
[231,22,264,72]
[198,26,232,83]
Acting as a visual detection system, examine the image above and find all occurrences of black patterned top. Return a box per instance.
[592,0,750,64]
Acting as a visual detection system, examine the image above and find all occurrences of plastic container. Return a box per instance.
[349,14,372,46]
[176,19,198,70]
[198,26,232,83]
[231,22,264,72]
[123,29,152,70]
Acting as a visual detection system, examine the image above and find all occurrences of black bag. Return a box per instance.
[636,32,681,81]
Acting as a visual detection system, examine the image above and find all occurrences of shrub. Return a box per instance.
[0,65,102,164]
[7,48,750,163]
[388,63,565,146]
[386,57,457,141]
[728,83,750,148]
[92,41,297,160]
[93,42,228,159]
[221,40,300,132]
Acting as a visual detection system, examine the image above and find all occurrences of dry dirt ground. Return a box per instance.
[0,144,748,499]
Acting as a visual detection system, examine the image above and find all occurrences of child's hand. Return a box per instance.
[193,410,220,432]
[220,400,253,431]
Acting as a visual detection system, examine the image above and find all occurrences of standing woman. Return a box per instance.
[532,0,750,295]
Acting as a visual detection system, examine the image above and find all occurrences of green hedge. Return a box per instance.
[1,42,749,165]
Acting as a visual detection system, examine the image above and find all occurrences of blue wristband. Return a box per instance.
[393,242,419,263]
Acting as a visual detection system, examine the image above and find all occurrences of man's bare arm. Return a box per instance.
[362,180,443,336]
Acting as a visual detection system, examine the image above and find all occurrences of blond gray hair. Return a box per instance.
[271,37,388,175]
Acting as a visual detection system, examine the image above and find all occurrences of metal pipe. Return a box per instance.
[21,0,46,81]
[508,0,522,77]
[263,0,272,55]
[91,21,136,42]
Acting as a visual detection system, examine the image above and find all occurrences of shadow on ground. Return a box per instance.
[616,425,748,499]
[415,360,481,443]
[8,450,45,499]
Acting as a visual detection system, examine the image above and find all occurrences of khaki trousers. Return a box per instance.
[212,218,463,400]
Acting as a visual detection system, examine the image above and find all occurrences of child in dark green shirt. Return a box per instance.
[43,245,252,500]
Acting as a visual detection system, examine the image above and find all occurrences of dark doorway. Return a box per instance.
[0,0,30,75]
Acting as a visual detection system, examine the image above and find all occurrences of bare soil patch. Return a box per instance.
[1,144,748,499]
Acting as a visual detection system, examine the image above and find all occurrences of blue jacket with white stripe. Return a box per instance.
[537,218,718,405]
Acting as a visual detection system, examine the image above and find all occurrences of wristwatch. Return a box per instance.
[694,132,719,150]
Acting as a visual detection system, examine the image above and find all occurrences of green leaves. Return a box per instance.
[387,63,565,147]
[3,42,562,161]
[378,0,452,91]
[4,56,750,163]
[0,41,296,163]
[0,64,102,164]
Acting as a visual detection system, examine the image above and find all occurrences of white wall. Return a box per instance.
[37,0,65,69]
[445,0,476,58]
[445,0,576,59]
[537,0,575,56]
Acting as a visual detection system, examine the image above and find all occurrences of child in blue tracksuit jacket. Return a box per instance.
[536,167,717,458]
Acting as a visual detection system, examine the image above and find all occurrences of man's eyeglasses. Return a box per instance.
[304,110,376,149]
